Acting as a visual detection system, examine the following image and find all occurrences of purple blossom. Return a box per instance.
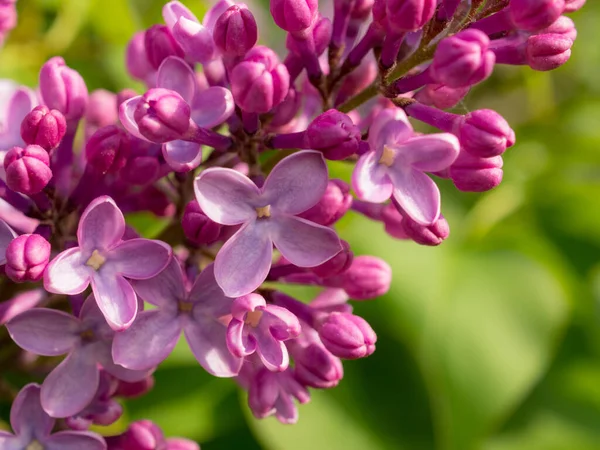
[0,217,16,265]
[194,150,342,297]
[43,196,172,330]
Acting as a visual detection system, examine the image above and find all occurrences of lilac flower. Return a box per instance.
[0,384,106,450]
[6,297,150,418]
[112,260,243,377]
[0,217,16,264]
[194,150,342,297]
[106,419,199,450]
[353,108,459,225]
[43,196,172,330]
[227,293,301,371]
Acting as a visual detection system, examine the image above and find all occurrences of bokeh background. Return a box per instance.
[1,1,599,449]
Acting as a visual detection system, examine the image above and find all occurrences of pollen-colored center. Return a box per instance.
[379,146,395,167]
[80,329,95,341]
[179,301,194,313]
[245,310,263,327]
[85,250,106,271]
[26,440,44,450]
[256,205,271,218]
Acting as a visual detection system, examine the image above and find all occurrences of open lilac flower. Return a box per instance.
[194,150,342,297]
[43,196,172,330]
[227,293,301,371]
[0,217,16,264]
[113,260,243,377]
[0,384,106,450]
[6,297,150,418]
[353,108,460,225]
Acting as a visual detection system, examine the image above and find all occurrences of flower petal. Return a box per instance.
[352,151,394,203]
[91,273,138,331]
[44,431,107,450]
[255,334,288,372]
[368,108,412,152]
[118,96,151,142]
[398,133,460,172]
[389,167,441,225]
[131,258,185,308]
[163,0,199,29]
[262,151,329,216]
[0,289,45,325]
[6,87,38,140]
[194,168,260,225]
[0,433,22,450]
[41,349,99,418]
[172,17,216,64]
[188,263,234,317]
[94,341,152,382]
[162,140,203,172]
[214,221,273,297]
[43,248,91,295]
[183,315,243,377]
[271,216,342,268]
[7,309,80,356]
[108,238,172,280]
[112,309,181,371]
[0,219,16,265]
[192,87,235,128]
[10,383,54,438]
[226,319,256,356]
[78,196,125,253]
[157,56,196,101]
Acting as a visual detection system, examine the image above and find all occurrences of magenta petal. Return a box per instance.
[165,437,200,450]
[226,319,256,356]
[389,167,441,225]
[194,168,260,225]
[215,221,273,297]
[91,273,138,331]
[172,17,216,64]
[263,151,329,216]
[108,238,172,279]
[163,1,199,29]
[163,140,203,172]
[78,196,125,253]
[41,349,99,418]
[188,263,234,317]
[255,335,288,372]
[43,248,91,295]
[183,315,243,377]
[192,87,235,128]
[131,258,185,308]
[399,133,460,172]
[44,431,107,450]
[113,310,181,370]
[352,151,394,203]
[271,216,342,268]
[10,383,54,437]
[157,56,196,101]
[7,309,80,356]
[119,96,151,142]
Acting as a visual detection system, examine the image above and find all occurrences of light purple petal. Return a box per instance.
[194,168,260,225]
[10,383,54,438]
[389,167,441,225]
[226,319,256,356]
[368,108,412,152]
[7,309,80,356]
[271,216,342,268]
[78,196,125,253]
[41,349,99,418]
[163,1,199,32]
[43,248,91,295]
[172,17,216,64]
[255,334,288,372]
[91,273,138,331]
[192,87,235,128]
[203,0,235,30]
[352,151,394,203]
[157,56,196,101]
[189,263,234,317]
[5,87,38,144]
[94,341,152,382]
[107,238,172,280]
[113,309,181,370]
[0,219,16,265]
[262,151,329,216]
[165,437,200,450]
[214,221,273,297]
[0,289,45,325]
[183,315,243,377]
[119,96,151,142]
[44,431,107,450]
[163,140,203,172]
[0,433,22,450]
[131,258,185,308]
[398,133,460,172]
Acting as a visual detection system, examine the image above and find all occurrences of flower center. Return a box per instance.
[379,146,395,167]
[245,310,263,327]
[26,440,44,450]
[179,301,194,313]
[80,329,95,341]
[256,205,271,218]
[85,250,106,271]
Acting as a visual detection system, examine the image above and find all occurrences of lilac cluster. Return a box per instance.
[0,0,583,445]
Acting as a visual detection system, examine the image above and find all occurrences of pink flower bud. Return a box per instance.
[39,56,88,122]
[376,0,436,32]
[306,110,361,160]
[564,0,585,12]
[181,201,222,245]
[0,3,16,33]
[144,24,185,70]
[230,46,290,113]
[20,105,67,151]
[456,109,515,158]
[299,179,353,226]
[509,0,565,32]
[121,156,160,186]
[317,312,377,359]
[126,31,155,82]
[526,33,573,71]
[539,15,577,41]
[86,125,130,174]
[5,234,51,282]
[86,89,118,129]
[311,240,354,278]
[213,4,258,57]
[380,203,410,239]
[414,84,471,110]
[270,0,318,33]
[114,376,155,398]
[450,151,504,192]
[430,29,495,88]
[351,0,374,19]
[4,145,52,195]
[402,214,449,246]
[269,87,301,128]
[286,14,332,56]
[293,340,344,388]
[134,88,191,142]
[337,255,392,300]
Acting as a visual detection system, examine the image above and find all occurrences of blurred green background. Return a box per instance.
[2,1,600,449]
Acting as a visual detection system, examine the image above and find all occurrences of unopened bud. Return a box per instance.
[20,105,67,151]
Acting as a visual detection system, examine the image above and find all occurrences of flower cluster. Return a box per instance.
[0,0,583,445]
